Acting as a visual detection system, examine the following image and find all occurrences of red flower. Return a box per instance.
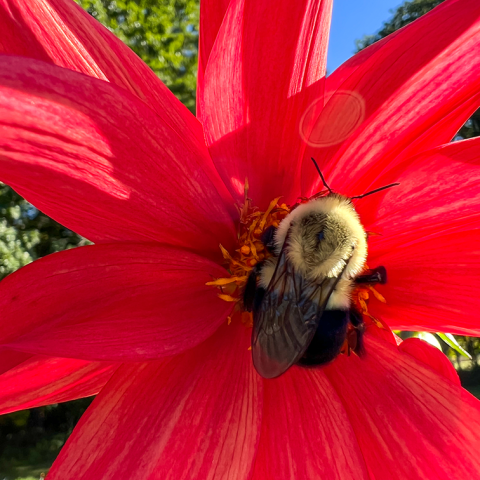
[1,0,480,477]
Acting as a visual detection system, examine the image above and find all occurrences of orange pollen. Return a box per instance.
[351,265,389,331]
[339,270,390,354]
[206,178,291,326]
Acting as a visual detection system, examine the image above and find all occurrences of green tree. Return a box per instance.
[0,184,86,280]
[77,0,199,113]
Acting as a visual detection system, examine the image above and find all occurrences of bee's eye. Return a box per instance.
[317,231,325,241]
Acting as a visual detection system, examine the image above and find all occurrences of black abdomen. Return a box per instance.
[298,308,365,367]
[298,309,349,366]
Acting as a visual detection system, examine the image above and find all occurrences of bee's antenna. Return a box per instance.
[311,157,333,194]
[351,183,400,200]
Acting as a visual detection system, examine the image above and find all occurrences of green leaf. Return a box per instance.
[413,332,443,351]
[437,332,472,359]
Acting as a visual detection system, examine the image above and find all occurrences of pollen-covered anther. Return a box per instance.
[206,179,290,324]
[351,278,389,332]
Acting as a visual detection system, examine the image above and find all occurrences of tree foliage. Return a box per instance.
[0,185,86,280]
[77,0,199,112]
[356,0,445,51]
[0,398,93,478]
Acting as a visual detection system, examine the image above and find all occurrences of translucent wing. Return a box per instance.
[251,236,348,379]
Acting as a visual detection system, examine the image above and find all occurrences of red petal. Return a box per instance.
[0,0,202,140]
[0,56,236,257]
[201,0,332,208]
[360,139,480,334]
[304,0,480,197]
[47,324,261,479]
[399,338,460,386]
[252,367,369,480]
[0,243,232,361]
[0,353,118,415]
[369,230,480,335]
[197,0,231,115]
[0,348,32,375]
[360,138,480,239]
[323,335,480,478]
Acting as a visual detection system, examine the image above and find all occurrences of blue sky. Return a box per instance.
[327,0,404,73]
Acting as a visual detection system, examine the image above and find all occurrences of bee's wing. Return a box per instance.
[251,238,346,379]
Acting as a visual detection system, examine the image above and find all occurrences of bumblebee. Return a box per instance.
[245,161,396,378]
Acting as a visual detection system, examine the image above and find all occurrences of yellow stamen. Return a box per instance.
[217,294,239,302]
[206,179,291,321]
[258,196,282,231]
[367,285,386,303]
[352,280,388,330]
[219,244,243,267]
[206,276,247,286]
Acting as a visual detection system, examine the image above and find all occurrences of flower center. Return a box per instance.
[207,181,390,351]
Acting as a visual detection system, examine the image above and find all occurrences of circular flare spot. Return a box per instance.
[300,90,366,147]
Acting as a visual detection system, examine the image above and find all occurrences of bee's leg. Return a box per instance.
[260,225,277,254]
[353,266,383,357]
[355,265,387,285]
[348,308,366,356]
[243,262,265,312]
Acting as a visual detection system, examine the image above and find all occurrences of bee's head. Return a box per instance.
[275,194,367,280]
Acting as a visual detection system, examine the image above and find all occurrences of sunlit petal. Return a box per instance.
[202,0,332,207]
[0,55,236,257]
